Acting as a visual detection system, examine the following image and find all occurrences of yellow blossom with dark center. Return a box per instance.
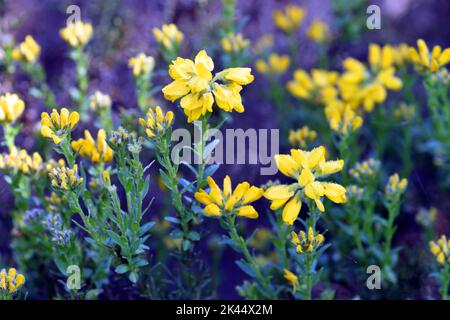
[60,21,93,47]
[0,268,25,294]
[40,108,80,145]
[71,129,113,163]
[264,146,346,225]
[291,226,324,253]
[11,35,41,63]
[0,93,25,123]
[139,106,174,138]
[195,176,264,219]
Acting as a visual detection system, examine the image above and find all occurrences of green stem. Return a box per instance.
[196,117,208,189]
[441,263,450,300]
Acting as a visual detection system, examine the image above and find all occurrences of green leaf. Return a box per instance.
[115,264,129,274]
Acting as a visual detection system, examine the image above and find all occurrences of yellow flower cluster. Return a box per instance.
[255,53,291,75]
[394,103,415,121]
[0,268,25,294]
[324,103,363,136]
[195,176,264,219]
[283,269,298,292]
[0,146,43,176]
[162,50,254,122]
[430,235,450,265]
[349,158,381,181]
[11,35,41,63]
[392,43,411,67]
[0,93,25,124]
[409,39,450,73]
[71,129,113,163]
[221,33,250,53]
[49,163,83,190]
[153,23,184,50]
[41,108,80,145]
[264,146,346,225]
[287,69,338,104]
[385,173,408,198]
[60,21,93,47]
[89,91,111,111]
[139,106,174,138]
[291,226,324,253]
[129,53,155,77]
[288,126,317,148]
[306,20,330,43]
[273,5,306,33]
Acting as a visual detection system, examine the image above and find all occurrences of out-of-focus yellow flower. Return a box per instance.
[49,163,83,190]
[89,91,111,111]
[385,173,407,199]
[273,5,306,33]
[368,44,396,70]
[0,93,25,123]
[325,102,363,136]
[409,39,450,73]
[253,34,274,55]
[291,226,324,253]
[264,146,346,224]
[287,69,339,104]
[255,53,290,75]
[71,129,113,163]
[416,207,437,229]
[128,53,155,77]
[430,235,450,265]
[0,146,43,176]
[139,106,174,138]
[283,269,298,292]
[248,228,273,250]
[40,108,80,145]
[0,268,25,294]
[60,21,93,47]
[392,43,411,67]
[346,184,364,202]
[306,20,330,43]
[195,176,264,219]
[394,102,415,121]
[349,158,381,182]
[162,50,254,122]
[11,35,41,63]
[288,126,317,148]
[153,23,183,50]
[221,33,250,53]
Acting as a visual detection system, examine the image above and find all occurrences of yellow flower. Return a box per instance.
[409,39,450,73]
[0,268,25,294]
[287,69,339,104]
[60,21,93,47]
[283,269,298,293]
[11,35,41,63]
[0,93,25,123]
[195,176,264,219]
[264,146,346,225]
[385,173,408,199]
[71,129,113,163]
[324,102,363,136]
[49,163,83,190]
[153,24,184,50]
[368,44,395,70]
[392,43,412,67]
[89,91,111,111]
[40,108,80,145]
[429,235,450,265]
[291,226,324,253]
[128,53,155,77]
[221,33,250,53]
[288,126,317,148]
[0,146,43,176]
[273,5,306,33]
[162,50,254,122]
[306,20,330,43]
[139,106,174,138]
[255,53,291,75]
[394,103,415,121]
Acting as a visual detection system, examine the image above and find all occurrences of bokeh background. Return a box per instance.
[1,0,450,298]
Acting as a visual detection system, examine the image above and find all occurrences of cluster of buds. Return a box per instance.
[430,235,450,265]
[0,93,25,124]
[349,158,381,182]
[291,227,324,253]
[152,24,183,51]
[45,192,67,212]
[385,173,408,200]
[89,91,112,111]
[128,53,155,77]
[288,126,317,148]
[71,129,113,163]
[59,20,93,47]
[139,106,174,138]
[346,185,365,202]
[394,103,415,121]
[40,108,80,145]
[0,268,25,294]
[109,127,134,148]
[416,207,437,229]
[11,35,41,63]
[49,164,84,191]
[221,33,250,53]
[0,146,43,176]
